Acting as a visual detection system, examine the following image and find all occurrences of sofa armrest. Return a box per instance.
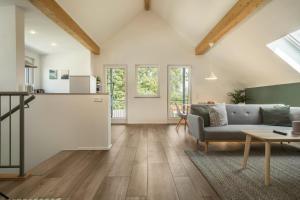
[187,114,205,141]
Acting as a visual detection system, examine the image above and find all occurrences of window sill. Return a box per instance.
[134,96,161,98]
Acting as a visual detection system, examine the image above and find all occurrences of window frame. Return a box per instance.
[267,29,300,73]
[135,64,160,98]
[167,65,192,119]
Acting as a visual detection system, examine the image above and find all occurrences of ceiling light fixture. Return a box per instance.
[205,42,218,81]
[29,30,36,35]
[51,42,57,46]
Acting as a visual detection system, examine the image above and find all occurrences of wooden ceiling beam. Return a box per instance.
[195,0,267,55]
[144,0,151,11]
[29,0,100,55]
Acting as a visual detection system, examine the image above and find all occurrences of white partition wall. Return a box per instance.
[0,5,25,91]
[25,94,111,171]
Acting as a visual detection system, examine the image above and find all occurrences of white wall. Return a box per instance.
[94,12,241,124]
[25,94,111,171]
[25,48,42,89]
[40,49,92,93]
[0,5,25,91]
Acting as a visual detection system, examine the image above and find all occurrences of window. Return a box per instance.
[25,56,35,86]
[104,65,127,119]
[136,65,160,97]
[168,66,191,118]
[267,29,300,73]
[25,68,34,85]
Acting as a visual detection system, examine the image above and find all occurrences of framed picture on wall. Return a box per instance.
[60,69,69,80]
[49,69,58,80]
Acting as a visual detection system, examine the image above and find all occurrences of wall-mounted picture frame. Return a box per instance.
[60,69,69,80]
[49,69,58,80]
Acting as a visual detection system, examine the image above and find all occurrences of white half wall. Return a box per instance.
[25,94,111,171]
[40,50,92,93]
[94,12,241,124]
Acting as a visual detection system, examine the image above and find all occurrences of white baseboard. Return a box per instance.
[71,144,113,151]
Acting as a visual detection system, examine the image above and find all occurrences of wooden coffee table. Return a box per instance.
[241,130,300,186]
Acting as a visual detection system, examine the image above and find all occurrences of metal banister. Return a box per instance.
[0,91,34,178]
[0,95,35,122]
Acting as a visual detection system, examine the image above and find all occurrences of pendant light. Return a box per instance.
[205,42,218,81]
[205,71,218,80]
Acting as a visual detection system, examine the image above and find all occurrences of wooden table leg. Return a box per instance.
[242,135,252,169]
[265,142,271,186]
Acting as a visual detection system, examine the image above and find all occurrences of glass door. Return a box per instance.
[105,66,127,120]
[168,65,191,118]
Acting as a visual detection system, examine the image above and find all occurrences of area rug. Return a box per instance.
[185,144,300,200]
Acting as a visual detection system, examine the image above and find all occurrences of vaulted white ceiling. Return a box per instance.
[148,0,300,86]
[56,0,144,44]
[0,0,86,55]
[56,0,237,47]
[1,0,300,87]
[151,0,237,46]
[207,0,300,86]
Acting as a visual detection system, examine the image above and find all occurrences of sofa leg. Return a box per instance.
[204,141,209,153]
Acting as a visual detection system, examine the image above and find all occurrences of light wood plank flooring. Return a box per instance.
[0,125,233,200]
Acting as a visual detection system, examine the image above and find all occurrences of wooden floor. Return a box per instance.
[0,125,240,200]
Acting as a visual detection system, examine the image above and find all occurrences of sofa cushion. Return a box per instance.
[209,103,228,126]
[226,104,284,125]
[204,125,292,140]
[261,105,291,126]
[190,104,210,127]
[226,104,262,125]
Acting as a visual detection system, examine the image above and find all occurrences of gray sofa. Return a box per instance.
[187,104,300,151]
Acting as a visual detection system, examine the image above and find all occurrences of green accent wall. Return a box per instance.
[245,82,300,106]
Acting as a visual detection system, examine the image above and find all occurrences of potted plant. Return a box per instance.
[227,89,248,104]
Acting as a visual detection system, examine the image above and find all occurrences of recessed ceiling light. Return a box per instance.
[29,30,36,35]
[51,42,57,46]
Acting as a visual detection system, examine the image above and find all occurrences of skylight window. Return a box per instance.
[267,29,300,73]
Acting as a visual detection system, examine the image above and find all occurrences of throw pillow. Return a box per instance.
[190,105,211,127]
[290,108,300,121]
[209,103,228,127]
[261,105,291,127]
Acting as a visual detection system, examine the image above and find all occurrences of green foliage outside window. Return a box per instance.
[168,67,191,117]
[104,66,191,118]
[105,68,126,110]
[136,66,159,96]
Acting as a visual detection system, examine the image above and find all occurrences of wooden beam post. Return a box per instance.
[195,0,267,55]
[29,0,100,55]
[144,0,151,11]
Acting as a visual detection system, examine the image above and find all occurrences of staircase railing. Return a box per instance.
[0,92,35,177]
